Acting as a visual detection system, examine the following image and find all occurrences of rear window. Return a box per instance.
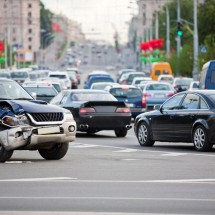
[90,78,113,85]
[24,87,57,96]
[49,74,67,79]
[146,84,171,91]
[11,72,28,78]
[110,88,142,98]
[175,78,193,85]
[71,92,116,101]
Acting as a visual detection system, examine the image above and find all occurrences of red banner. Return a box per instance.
[140,38,164,51]
[0,41,4,51]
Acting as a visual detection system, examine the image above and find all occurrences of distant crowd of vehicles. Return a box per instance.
[0,60,215,162]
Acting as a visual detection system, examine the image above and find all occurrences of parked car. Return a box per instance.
[0,78,76,162]
[50,89,132,137]
[22,81,59,102]
[142,82,175,111]
[173,77,194,93]
[109,85,145,118]
[134,90,215,152]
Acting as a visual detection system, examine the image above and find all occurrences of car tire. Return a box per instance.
[193,125,213,152]
[0,143,13,163]
[137,122,154,147]
[115,128,127,137]
[38,142,69,160]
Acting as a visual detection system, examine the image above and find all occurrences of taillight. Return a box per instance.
[121,80,128,85]
[167,93,174,97]
[80,108,96,114]
[116,107,130,113]
[144,93,152,97]
[142,96,146,107]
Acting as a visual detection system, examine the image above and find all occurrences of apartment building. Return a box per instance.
[0,0,40,57]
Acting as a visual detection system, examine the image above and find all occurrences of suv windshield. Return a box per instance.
[0,80,33,100]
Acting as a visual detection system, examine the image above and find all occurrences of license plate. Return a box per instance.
[38,127,60,135]
[127,103,134,107]
[154,94,165,98]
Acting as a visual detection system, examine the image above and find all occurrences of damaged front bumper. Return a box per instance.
[0,121,76,151]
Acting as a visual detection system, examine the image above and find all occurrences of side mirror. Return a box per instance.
[31,92,37,100]
[154,105,161,111]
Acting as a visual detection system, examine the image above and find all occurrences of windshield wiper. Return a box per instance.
[0,98,12,100]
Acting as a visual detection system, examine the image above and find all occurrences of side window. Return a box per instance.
[60,93,69,105]
[162,94,184,110]
[50,92,64,105]
[181,94,200,110]
[200,98,208,109]
[155,70,160,76]
[210,70,215,84]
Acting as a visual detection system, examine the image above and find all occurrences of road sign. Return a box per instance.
[199,45,207,54]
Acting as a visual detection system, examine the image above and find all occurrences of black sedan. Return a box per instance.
[134,90,215,151]
[50,90,132,137]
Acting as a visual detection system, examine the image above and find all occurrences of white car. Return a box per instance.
[132,77,152,86]
[48,71,71,89]
[157,74,174,85]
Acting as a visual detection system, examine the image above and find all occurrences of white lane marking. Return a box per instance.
[122,159,139,161]
[0,177,77,182]
[69,143,98,148]
[113,148,138,153]
[161,153,187,157]
[5,161,32,164]
[0,178,215,184]
[71,142,215,157]
[0,196,214,202]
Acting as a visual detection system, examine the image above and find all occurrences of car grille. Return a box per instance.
[29,112,64,122]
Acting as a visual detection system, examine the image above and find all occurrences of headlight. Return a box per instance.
[64,112,74,121]
[2,115,29,127]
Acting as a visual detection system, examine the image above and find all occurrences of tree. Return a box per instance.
[40,1,54,49]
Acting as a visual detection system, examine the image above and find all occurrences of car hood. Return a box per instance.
[1,100,64,114]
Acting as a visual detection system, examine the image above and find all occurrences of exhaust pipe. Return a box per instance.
[125,125,132,130]
[80,124,89,130]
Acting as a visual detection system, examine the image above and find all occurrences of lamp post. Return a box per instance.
[193,0,199,80]
[166,6,170,58]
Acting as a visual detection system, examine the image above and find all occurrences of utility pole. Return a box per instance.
[166,6,170,58]
[193,0,199,80]
[177,0,181,57]
[4,32,8,69]
[155,12,159,39]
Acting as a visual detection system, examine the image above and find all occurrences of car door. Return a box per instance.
[171,93,200,141]
[151,93,185,141]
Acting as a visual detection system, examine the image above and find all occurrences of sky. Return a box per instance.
[41,0,138,45]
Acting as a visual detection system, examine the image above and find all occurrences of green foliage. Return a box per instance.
[40,1,54,48]
[157,0,215,77]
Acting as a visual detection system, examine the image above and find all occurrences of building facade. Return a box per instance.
[0,0,40,59]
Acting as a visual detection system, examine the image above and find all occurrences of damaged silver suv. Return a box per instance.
[0,78,76,162]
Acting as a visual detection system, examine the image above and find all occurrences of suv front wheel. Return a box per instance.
[38,142,69,160]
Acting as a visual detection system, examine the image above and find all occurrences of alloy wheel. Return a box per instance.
[194,127,205,149]
[138,124,148,144]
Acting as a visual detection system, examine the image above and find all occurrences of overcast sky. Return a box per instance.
[41,0,138,45]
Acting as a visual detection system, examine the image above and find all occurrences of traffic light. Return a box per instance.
[177,22,183,36]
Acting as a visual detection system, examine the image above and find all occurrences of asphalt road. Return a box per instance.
[1,127,215,215]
